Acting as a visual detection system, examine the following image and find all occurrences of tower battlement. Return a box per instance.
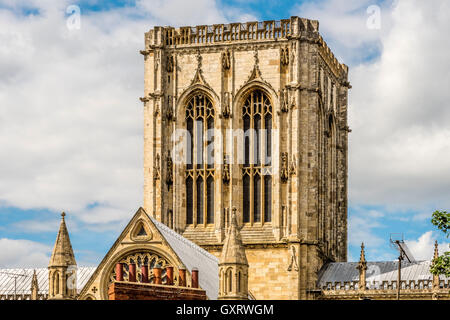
[143,16,347,81]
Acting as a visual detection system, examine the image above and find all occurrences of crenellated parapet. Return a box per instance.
[317,35,348,80]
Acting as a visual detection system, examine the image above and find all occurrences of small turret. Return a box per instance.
[356,243,367,291]
[48,212,77,300]
[30,270,39,300]
[432,240,440,291]
[218,208,248,300]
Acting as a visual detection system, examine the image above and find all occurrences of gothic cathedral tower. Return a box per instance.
[141,16,350,299]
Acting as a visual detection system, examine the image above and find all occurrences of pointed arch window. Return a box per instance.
[186,94,215,226]
[242,89,272,224]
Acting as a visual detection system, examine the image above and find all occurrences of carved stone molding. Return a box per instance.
[280,46,289,66]
[154,154,161,181]
[222,155,230,185]
[165,95,174,121]
[221,92,231,118]
[222,49,231,70]
[280,152,289,183]
[287,245,299,272]
[166,55,174,73]
[289,155,297,176]
[166,152,173,187]
[280,88,289,113]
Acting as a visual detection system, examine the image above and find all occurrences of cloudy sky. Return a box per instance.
[0,0,449,268]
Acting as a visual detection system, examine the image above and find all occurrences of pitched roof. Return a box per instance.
[149,215,219,299]
[0,267,96,295]
[49,212,76,267]
[317,261,450,289]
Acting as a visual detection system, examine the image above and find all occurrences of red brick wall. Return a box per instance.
[108,282,207,300]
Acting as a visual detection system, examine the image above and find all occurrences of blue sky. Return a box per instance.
[0,0,449,268]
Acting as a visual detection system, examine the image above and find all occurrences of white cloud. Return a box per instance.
[0,238,51,268]
[406,231,449,261]
[294,0,450,212]
[348,209,385,248]
[0,1,252,226]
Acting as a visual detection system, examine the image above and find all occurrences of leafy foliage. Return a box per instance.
[431,252,450,277]
[431,210,449,237]
[430,210,450,276]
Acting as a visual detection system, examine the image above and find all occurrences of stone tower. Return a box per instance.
[141,16,350,299]
[218,208,248,300]
[48,212,77,300]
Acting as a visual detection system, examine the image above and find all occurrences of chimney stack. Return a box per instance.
[128,263,136,282]
[115,263,124,281]
[153,264,162,284]
[179,265,186,287]
[191,268,199,288]
[166,266,174,285]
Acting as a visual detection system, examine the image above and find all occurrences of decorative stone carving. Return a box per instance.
[155,50,160,71]
[280,88,289,113]
[222,155,230,185]
[154,154,161,181]
[287,246,299,272]
[165,95,174,121]
[281,152,289,183]
[154,102,160,117]
[166,55,174,73]
[221,92,231,118]
[289,155,297,176]
[166,152,173,187]
[222,49,231,70]
[290,93,296,110]
[280,46,289,66]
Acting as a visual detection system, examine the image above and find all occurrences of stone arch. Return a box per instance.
[225,267,233,293]
[233,80,278,115]
[53,271,60,296]
[99,245,179,300]
[175,84,220,122]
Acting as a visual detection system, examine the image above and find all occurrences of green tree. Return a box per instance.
[430,210,450,277]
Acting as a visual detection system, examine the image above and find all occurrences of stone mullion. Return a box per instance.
[261,105,266,225]
[202,113,207,227]
[193,100,198,227]
[249,93,255,226]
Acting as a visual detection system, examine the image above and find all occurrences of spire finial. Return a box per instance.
[359,242,366,262]
[433,240,439,259]
[61,212,66,218]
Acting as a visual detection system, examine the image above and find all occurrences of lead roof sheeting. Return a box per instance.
[317,261,449,287]
[0,267,96,295]
[149,216,219,300]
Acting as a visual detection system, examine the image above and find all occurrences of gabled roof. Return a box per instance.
[78,207,218,300]
[149,215,219,299]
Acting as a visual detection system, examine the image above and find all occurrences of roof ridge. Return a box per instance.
[149,216,219,263]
